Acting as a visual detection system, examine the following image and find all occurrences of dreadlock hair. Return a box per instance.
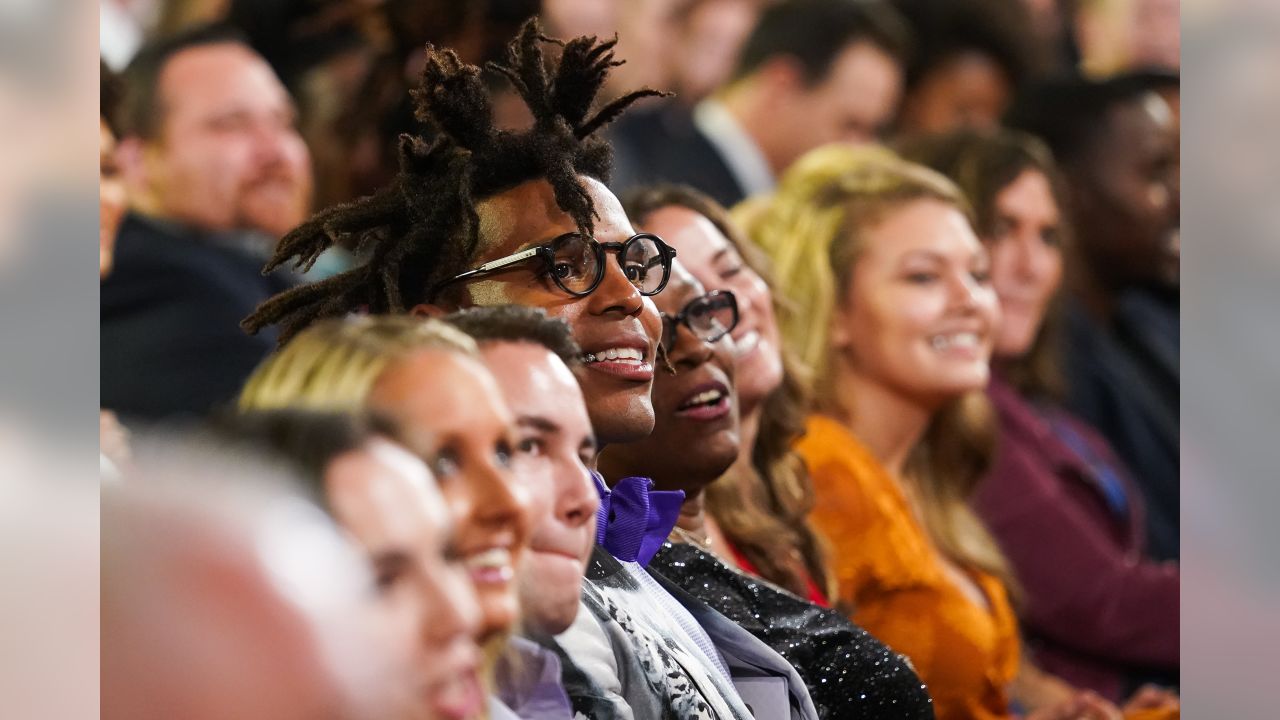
[444,305,582,368]
[624,183,833,600]
[243,18,669,344]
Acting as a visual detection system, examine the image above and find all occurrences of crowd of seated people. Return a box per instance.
[101,3,1179,719]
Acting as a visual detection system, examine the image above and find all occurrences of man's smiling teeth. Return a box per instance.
[583,347,645,363]
[930,332,979,351]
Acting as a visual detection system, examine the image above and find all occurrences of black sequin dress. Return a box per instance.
[651,541,935,720]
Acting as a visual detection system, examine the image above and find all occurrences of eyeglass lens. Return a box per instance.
[621,235,665,294]
[550,234,666,296]
[686,293,736,341]
[663,292,738,350]
[550,235,601,294]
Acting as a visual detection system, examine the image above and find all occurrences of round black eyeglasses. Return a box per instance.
[661,290,739,352]
[429,232,677,301]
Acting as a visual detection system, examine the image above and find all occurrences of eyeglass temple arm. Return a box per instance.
[428,247,545,300]
[473,246,542,273]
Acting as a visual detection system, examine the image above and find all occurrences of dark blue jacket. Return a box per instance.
[606,101,747,209]
[101,213,295,422]
[1061,293,1179,560]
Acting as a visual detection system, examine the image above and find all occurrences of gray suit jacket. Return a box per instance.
[651,570,820,720]
[555,546,818,720]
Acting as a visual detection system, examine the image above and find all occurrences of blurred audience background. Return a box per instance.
[98,1,1188,718]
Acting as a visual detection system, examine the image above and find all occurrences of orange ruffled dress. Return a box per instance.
[797,415,1020,720]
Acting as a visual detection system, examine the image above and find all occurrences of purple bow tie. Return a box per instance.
[592,472,685,566]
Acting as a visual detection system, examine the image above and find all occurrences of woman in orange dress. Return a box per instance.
[800,415,1020,719]
[741,146,1164,720]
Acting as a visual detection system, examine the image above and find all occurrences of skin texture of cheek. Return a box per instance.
[846,288,955,397]
[517,550,586,635]
[459,279,661,445]
[237,154,313,237]
[152,143,244,230]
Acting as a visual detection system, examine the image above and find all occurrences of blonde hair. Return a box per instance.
[239,315,478,412]
[738,144,969,398]
[740,144,1013,587]
[235,315,513,674]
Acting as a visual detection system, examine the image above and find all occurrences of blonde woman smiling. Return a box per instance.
[742,146,1129,720]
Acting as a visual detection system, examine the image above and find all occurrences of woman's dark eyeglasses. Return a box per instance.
[429,232,677,301]
[661,290,739,352]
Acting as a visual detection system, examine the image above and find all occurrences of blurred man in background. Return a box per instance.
[607,0,911,207]
[101,23,311,422]
[665,0,762,107]
[1008,71,1181,561]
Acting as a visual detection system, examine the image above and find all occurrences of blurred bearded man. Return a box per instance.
[102,24,313,421]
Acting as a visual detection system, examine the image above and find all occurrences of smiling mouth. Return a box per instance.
[464,547,513,585]
[929,332,982,352]
[581,346,654,381]
[675,383,731,420]
[733,329,760,358]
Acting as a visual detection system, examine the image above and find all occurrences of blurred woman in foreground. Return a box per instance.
[239,315,533,719]
[213,409,486,720]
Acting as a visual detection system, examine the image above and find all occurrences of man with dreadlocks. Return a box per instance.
[246,18,820,720]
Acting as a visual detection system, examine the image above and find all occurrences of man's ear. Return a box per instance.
[114,135,147,184]
[409,303,448,318]
[114,136,154,197]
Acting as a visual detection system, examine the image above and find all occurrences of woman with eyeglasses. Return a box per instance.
[598,263,935,720]
[625,184,835,607]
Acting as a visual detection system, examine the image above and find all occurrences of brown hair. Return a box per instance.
[744,144,1012,586]
[625,183,832,599]
[444,305,582,368]
[896,128,1070,400]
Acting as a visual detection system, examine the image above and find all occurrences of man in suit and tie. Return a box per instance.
[102,24,313,421]
[607,0,911,208]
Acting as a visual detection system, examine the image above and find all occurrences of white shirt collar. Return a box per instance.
[692,98,776,198]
